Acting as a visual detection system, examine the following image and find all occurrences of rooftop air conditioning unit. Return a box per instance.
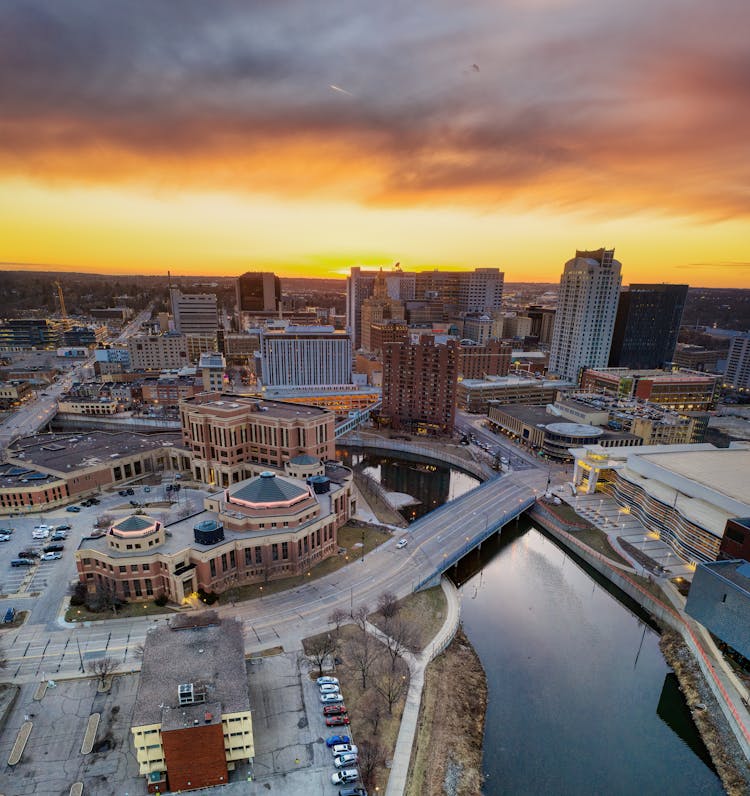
[178,683,195,706]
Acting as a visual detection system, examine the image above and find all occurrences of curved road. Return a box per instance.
[5,474,537,682]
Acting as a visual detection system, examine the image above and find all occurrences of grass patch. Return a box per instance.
[217,521,392,605]
[0,610,29,631]
[65,601,170,623]
[571,526,631,567]
[407,627,487,796]
[246,645,283,659]
[369,586,447,652]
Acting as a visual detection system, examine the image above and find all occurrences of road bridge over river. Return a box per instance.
[5,474,536,683]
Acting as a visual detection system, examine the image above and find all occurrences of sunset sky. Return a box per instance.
[1,0,749,286]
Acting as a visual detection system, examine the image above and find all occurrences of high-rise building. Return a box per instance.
[360,270,406,351]
[525,306,556,345]
[457,268,504,313]
[458,340,512,380]
[370,320,409,355]
[608,284,688,369]
[725,335,750,391]
[236,271,281,313]
[382,336,459,434]
[549,248,622,383]
[346,266,414,349]
[128,333,189,370]
[170,288,218,336]
[257,326,352,388]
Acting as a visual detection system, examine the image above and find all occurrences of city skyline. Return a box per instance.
[1,1,749,287]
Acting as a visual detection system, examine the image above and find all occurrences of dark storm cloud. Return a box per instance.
[1,0,749,216]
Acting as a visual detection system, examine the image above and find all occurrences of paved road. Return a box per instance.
[455,409,538,471]
[4,473,538,683]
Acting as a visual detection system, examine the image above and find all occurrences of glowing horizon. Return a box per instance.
[1,1,748,288]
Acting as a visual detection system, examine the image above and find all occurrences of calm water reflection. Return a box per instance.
[460,527,721,796]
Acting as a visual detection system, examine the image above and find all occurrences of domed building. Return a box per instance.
[76,464,354,604]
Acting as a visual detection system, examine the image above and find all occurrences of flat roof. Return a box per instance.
[132,615,249,727]
[699,560,750,593]
[636,448,750,507]
[8,431,184,474]
[183,393,331,419]
[462,376,571,389]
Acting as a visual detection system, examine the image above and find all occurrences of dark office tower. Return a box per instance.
[382,336,458,434]
[609,284,688,369]
[236,272,281,313]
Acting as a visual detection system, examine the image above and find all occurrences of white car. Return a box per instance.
[319,683,340,694]
[316,676,338,686]
[332,743,358,756]
[40,552,62,561]
[320,692,344,704]
[332,770,359,785]
[0,534,10,542]
[334,752,359,768]
[32,530,49,540]
[396,538,408,549]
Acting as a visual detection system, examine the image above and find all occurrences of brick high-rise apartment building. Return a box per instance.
[382,336,459,434]
[458,339,512,380]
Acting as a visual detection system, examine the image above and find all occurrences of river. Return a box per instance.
[340,448,722,795]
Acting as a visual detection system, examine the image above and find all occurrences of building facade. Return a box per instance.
[235,271,281,313]
[128,333,189,370]
[170,288,219,336]
[608,283,688,369]
[257,326,352,388]
[457,375,573,413]
[458,340,512,380]
[131,613,253,793]
[579,367,718,411]
[77,462,353,603]
[549,248,622,383]
[381,336,458,434]
[179,393,335,486]
[725,335,750,391]
[456,268,504,313]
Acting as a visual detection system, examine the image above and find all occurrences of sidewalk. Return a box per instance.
[368,576,461,796]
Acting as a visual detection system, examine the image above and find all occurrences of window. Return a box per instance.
[229,550,236,568]
[134,581,142,597]
[254,546,262,564]
[244,548,252,566]
[281,541,289,559]
[145,579,153,596]
[142,562,150,571]
[119,565,126,573]
[221,553,228,572]
[210,559,216,577]
[272,543,279,561]
[131,564,138,572]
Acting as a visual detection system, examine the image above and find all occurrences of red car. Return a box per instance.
[323,704,348,716]
[325,715,351,726]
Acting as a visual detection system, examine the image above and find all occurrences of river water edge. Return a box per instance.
[339,448,722,795]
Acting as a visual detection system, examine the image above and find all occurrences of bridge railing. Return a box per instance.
[338,434,495,481]
[414,493,536,591]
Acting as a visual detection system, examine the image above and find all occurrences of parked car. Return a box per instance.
[11,558,34,567]
[0,526,14,534]
[0,534,11,542]
[331,743,358,756]
[51,533,67,542]
[334,753,359,768]
[317,676,339,686]
[323,704,348,716]
[89,497,100,505]
[144,486,151,493]
[320,693,344,704]
[325,734,351,748]
[325,716,351,727]
[32,531,48,540]
[319,683,340,694]
[40,552,62,561]
[338,787,367,796]
[18,550,39,559]
[3,608,16,623]
[395,537,408,549]
[44,543,64,553]
[331,770,359,785]
[66,506,81,513]
[126,488,134,496]
[55,524,71,531]
[118,490,128,497]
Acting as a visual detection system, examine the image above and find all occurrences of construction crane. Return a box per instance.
[54,280,68,321]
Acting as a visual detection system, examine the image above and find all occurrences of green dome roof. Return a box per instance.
[230,472,309,506]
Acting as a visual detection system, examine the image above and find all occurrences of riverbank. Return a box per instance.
[406,627,487,796]
[660,631,750,795]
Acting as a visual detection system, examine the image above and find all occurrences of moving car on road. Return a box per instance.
[396,538,408,549]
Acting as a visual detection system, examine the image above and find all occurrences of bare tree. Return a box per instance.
[352,604,369,632]
[377,591,400,625]
[347,632,381,691]
[306,634,337,677]
[88,656,118,688]
[373,656,409,715]
[358,739,386,790]
[328,608,348,637]
[87,580,123,615]
[360,690,384,735]
[95,512,115,529]
[383,616,417,671]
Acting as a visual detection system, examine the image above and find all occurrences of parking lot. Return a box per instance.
[0,650,363,795]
